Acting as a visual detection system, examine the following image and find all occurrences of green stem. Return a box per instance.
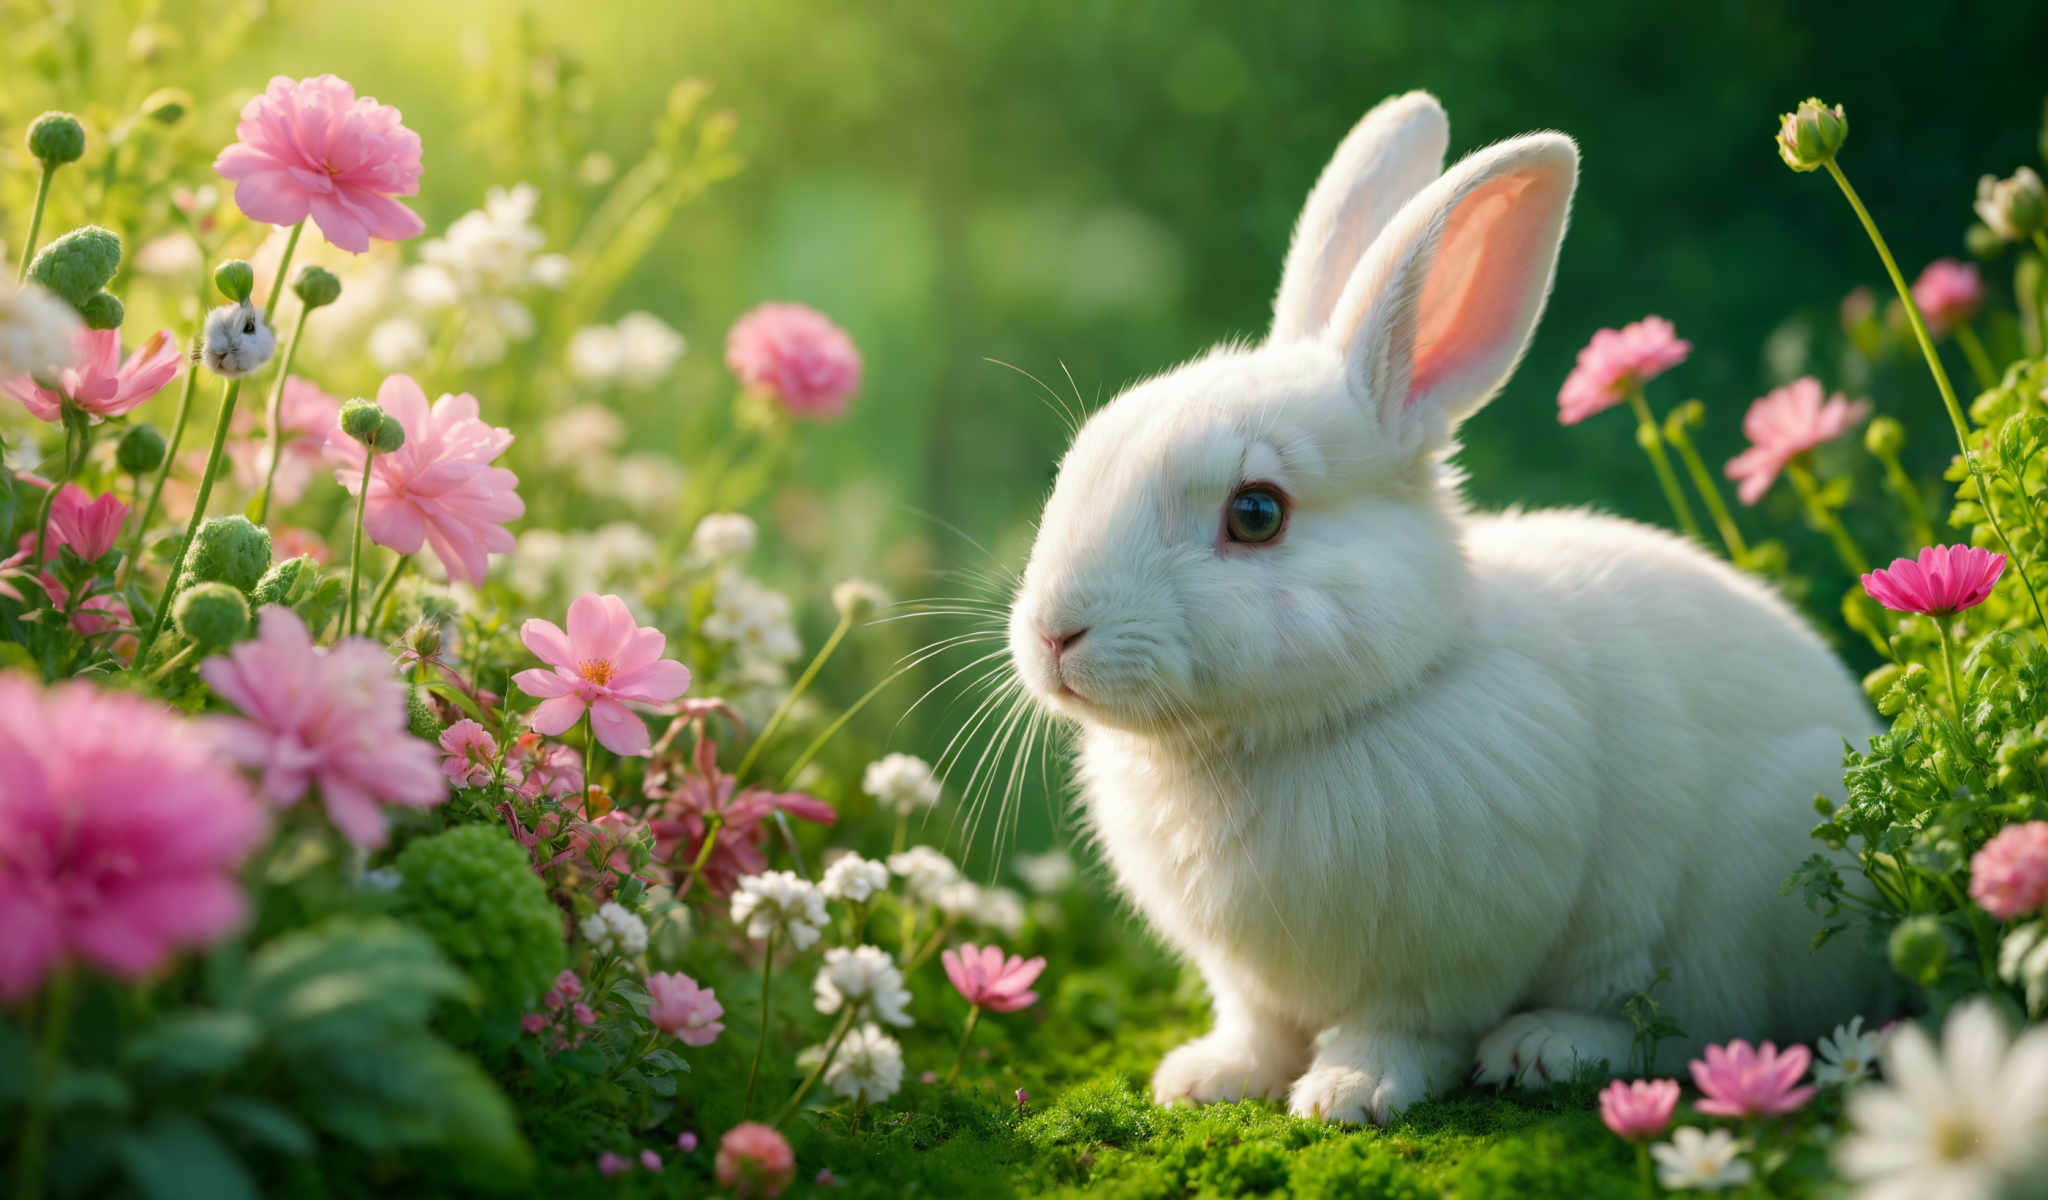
[12,966,75,1200]
[674,815,724,901]
[1936,617,1968,725]
[743,927,779,1117]
[1823,159,2048,628]
[145,642,198,683]
[903,916,957,972]
[136,376,243,668]
[1954,322,1997,392]
[16,166,54,282]
[122,342,201,589]
[945,1006,983,1085]
[1635,1141,1654,1200]
[343,452,374,637]
[1664,408,1748,559]
[254,303,312,525]
[781,669,903,789]
[363,554,409,638]
[774,1003,859,1125]
[735,610,854,782]
[1874,448,1937,547]
[265,220,304,321]
[30,412,81,567]
[581,711,597,802]
[1787,461,1869,576]
[1626,389,1704,542]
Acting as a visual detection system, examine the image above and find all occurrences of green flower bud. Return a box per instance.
[406,685,442,741]
[340,398,387,444]
[138,87,191,126]
[1864,416,1907,459]
[292,265,342,310]
[26,112,86,167]
[1900,663,1931,694]
[1635,423,1660,453]
[399,619,443,664]
[214,259,255,304]
[187,516,272,593]
[1965,223,2004,261]
[173,581,251,649]
[251,555,319,609]
[1975,167,2047,243]
[1775,98,1847,173]
[1887,915,1949,987]
[1862,662,1903,704]
[78,292,123,331]
[374,414,406,452]
[26,225,121,316]
[116,423,167,475]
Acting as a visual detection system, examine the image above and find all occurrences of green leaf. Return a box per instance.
[115,1116,258,1200]
[309,1029,529,1173]
[205,1095,316,1157]
[0,1021,31,1104]
[245,916,475,1041]
[51,1067,131,1114]
[124,1009,261,1079]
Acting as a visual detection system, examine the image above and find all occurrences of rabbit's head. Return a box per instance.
[1008,93,1577,737]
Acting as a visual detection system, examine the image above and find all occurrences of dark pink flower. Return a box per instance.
[1724,377,1870,504]
[1911,259,1984,338]
[640,1150,663,1173]
[1861,545,2006,616]
[1970,821,2048,920]
[647,733,835,897]
[725,303,862,419]
[677,1131,699,1153]
[941,942,1046,1013]
[4,327,181,423]
[437,718,497,787]
[513,592,692,757]
[17,483,128,565]
[214,75,425,253]
[1557,316,1690,426]
[1689,1039,1815,1118]
[648,971,725,1046]
[1598,1078,1680,1140]
[715,1123,795,1197]
[596,1151,631,1178]
[572,1002,595,1027]
[519,1012,546,1034]
[0,676,265,998]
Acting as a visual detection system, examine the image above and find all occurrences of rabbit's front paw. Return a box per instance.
[1473,1009,1632,1089]
[1151,1034,1295,1105]
[1286,1063,1423,1126]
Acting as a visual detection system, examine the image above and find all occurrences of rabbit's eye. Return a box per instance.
[1224,486,1286,545]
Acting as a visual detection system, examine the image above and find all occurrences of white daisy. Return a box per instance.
[690,514,758,563]
[1651,1127,1752,1192]
[1815,1015,1885,1087]
[730,870,828,951]
[0,279,80,383]
[812,945,913,1027]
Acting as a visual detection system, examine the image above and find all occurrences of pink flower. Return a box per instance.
[234,376,342,506]
[1598,1078,1680,1140]
[513,593,693,757]
[573,1002,596,1027]
[596,1151,631,1178]
[552,969,583,1001]
[942,943,1047,1013]
[0,676,265,998]
[1724,377,1871,504]
[1970,821,2048,920]
[214,75,424,253]
[640,1150,663,1173]
[725,303,863,419]
[519,1012,546,1034]
[507,731,584,801]
[647,971,725,1046]
[325,374,523,586]
[648,733,836,897]
[816,1168,836,1186]
[4,327,182,423]
[1689,1039,1815,1118]
[677,1131,699,1153]
[201,606,447,849]
[16,483,128,565]
[438,718,498,787]
[1911,259,1984,338]
[1860,545,2007,616]
[1556,316,1690,426]
[715,1123,795,1198]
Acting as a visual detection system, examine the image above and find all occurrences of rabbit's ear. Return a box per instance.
[1327,133,1577,455]
[1268,92,1449,346]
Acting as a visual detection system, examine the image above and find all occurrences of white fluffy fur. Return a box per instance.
[1004,94,1885,1125]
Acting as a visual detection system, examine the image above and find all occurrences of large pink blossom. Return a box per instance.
[201,605,445,848]
[1724,377,1870,504]
[1689,1039,1815,1118]
[0,676,266,998]
[1860,545,2006,616]
[325,374,523,586]
[725,303,863,419]
[647,733,835,897]
[1970,821,2048,920]
[1597,1078,1680,1140]
[513,592,692,756]
[214,74,425,253]
[1911,258,1983,338]
[647,971,725,1046]
[942,942,1046,1013]
[3,326,181,423]
[1556,316,1690,426]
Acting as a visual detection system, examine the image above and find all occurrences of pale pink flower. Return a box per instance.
[1724,377,1870,504]
[1911,259,1984,338]
[512,592,692,757]
[942,942,1046,1013]
[1689,1039,1815,1118]
[4,327,182,423]
[596,1151,631,1178]
[324,374,523,585]
[715,1122,795,1197]
[1861,545,2006,616]
[648,733,836,897]
[437,718,497,787]
[573,1002,595,1027]
[677,1131,699,1153]
[552,969,584,1002]
[0,676,265,998]
[519,1012,546,1034]
[647,971,725,1046]
[214,75,424,253]
[640,1150,662,1173]
[725,303,863,419]
[201,606,446,848]
[1970,821,2048,920]
[1599,1078,1681,1140]
[1557,316,1690,425]
[507,731,583,800]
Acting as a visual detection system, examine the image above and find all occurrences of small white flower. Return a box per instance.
[863,753,942,816]
[543,403,624,459]
[1814,1015,1884,1087]
[368,316,428,368]
[0,279,81,383]
[566,324,625,382]
[691,514,758,564]
[831,578,888,621]
[531,252,573,290]
[812,945,913,1027]
[614,311,685,386]
[578,912,608,944]
[933,880,984,921]
[730,870,828,950]
[602,454,688,514]
[821,1023,904,1104]
[702,569,801,666]
[821,855,890,904]
[1013,849,1076,894]
[888,846,961,901]
[581,901,649,954]
[1651,1127,1752,1192]
[973,886,1027,937]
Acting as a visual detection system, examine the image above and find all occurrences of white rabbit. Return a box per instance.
[1003,91,1885,1125]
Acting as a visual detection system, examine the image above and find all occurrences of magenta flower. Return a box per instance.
[201,606,446,849]
[647,971,725,1046]
[715,1123,795,1198]
[4,327,181,423]
[513,592,692,757]
[677,1131,699,1153]
[214,75,424,253]
[1860,545,2006,616]
[942,943,1046,1013]
[1723,377,1870,504]
[640,1150,663,1173]
[324,374,523,586]
[519,1012,546,1034]
[648,733,836,897]
[725,302,863,420]
[596,1151,632,1178]
[1689,1039,1815,1118]
[1970,821,2048,920]
[437,718,498,787]
[1598,1078,1680,1140]
[0,676,266,998]
[1911,258,1984,338]
[1557,316,1691,426]
[19,483,128,564]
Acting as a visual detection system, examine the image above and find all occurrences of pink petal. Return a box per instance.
[589,698,650,757]
[529,694,588,736]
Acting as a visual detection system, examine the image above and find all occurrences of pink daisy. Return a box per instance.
[1910,259,1984,338]
[1860,545,2006,616]
[647,971,725,1046]
[1724,377,1870,504]
[512,593,692,757]
[1970,821,2048,920]
[647,732,835,896]
[214,75,425,253]
[725,303,863,419]
[1689,1039,1815,1118]
[941,942,1047,1013]
[1556,316,1691,426]
[4,326,182,423]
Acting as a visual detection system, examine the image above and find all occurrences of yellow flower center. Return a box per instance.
[578,658,614,687]
[1932,1116,1979,1162]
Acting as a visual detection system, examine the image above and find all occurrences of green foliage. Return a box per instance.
[185,516,272,594]
[394,824,566,1015]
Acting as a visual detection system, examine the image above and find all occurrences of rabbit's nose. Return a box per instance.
[1040,626,1089,658]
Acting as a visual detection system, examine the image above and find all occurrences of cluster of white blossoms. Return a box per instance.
[799,1023,905,1105]
[820,854,891,904]
[544,403,625,461]
[811,945,913,1027]
[878,846,1026,936]
[690,512,758,564]
[887,846,961,900]
[863,753,942,816]
[578,902,649,955]
[566,311,686,387]
[730,870,829,951]
[1012,849,1077,894]
[507,523,659,603]
[378,183,570,368]
[0,279,80,383]
[703,569,803,668]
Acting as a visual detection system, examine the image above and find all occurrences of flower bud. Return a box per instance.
[400,619,443,663]
[1634,422,1660,453]
[116,423,167,475]
[406,685,442,740]
[198,303,276,378]
[1862,662,1903,704]
[78,292,123,331]
[1887,915,1949,987]
[339,398,408,455]
[1775,98,1846,173]
[173,581,251,649]
[138,87,191,126]
[1864,415,1906,459]
[26,112,86,167]
[1975,167,2047,242]
[251,554,319,609]
[26,225,121,315]
[1965,223,2004,261]
[214,259,255,303]
[831,577,887,621]
[292,265,342,310]
[375,414,407,452]
[186,515,272,593]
